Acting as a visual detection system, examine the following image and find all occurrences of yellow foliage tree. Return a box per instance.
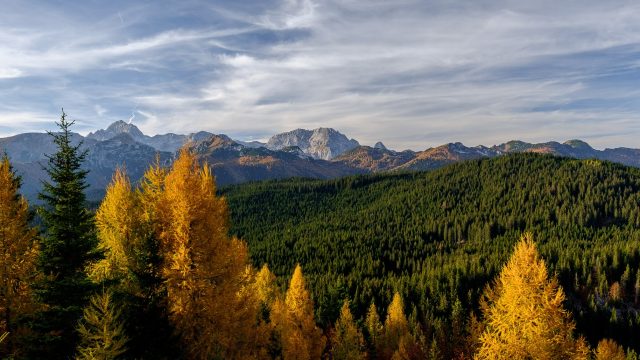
[271,264,325,360]
[380,292,412,359]
[331,300,366,360]
[475,234,587,360]
[365,302,383,352]
[151,149,264,359]
[92,169,140,283]
[595,339,626,360]
[254,264,278,309]
[75,289,128,360]
[0,156,39,356]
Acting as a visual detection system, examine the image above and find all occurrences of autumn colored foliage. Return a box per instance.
[0,155,39,357]
[476,234,587,359]
[2,125,638,359]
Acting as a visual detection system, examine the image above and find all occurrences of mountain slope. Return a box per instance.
[191,135,363,186]
[332,146,416,172]
[224,153,640,349]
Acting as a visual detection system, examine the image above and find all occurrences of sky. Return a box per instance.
[1,0,640,150]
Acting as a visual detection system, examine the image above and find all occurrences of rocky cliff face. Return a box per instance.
[267,128,360,160]
[86,120,146,142]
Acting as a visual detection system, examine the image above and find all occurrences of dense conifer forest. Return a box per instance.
[224,154,640,354]
[4,116,640,359]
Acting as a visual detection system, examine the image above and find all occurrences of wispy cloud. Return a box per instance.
[1,0,640,149]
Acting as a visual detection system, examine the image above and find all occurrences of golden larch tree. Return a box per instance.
[331,300,366,360]
[475,233,587,360]
[381,292,412,359]
[254,264,278,309]
[92,169,139,283]
[271,264,325,360]
[0,156,39,357]
[365,302,383,352]
[152,149,262,359]
[595,339,626,360]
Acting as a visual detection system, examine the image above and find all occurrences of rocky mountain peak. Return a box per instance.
[87,120,145,141]
[267,127,359,160]
[564,139,593,150]
[374,141,387,150]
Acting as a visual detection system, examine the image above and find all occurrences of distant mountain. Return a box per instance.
[396,143,500,171]
[189,135,362,186]
[86,120,145,142]
[5,119,640,201]
[267,128,360,160]
[333,146,415,172]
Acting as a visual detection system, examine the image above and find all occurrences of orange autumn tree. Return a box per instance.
[331,300,366,360]
[0,156,39,357]
[595,339,626,360]
[475,233,589,360]
[152,149,264,359]
[272,264,325,360]
[380,292,414,359]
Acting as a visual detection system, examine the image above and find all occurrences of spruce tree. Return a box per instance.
[32,110,99,359]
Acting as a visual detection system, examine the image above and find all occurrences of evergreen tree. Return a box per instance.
[75,289,128,360]
[331,300,366,360]
[475,234,586,360]
[271,264,325,360]
[0,155,39,357]
[32,110,99,359]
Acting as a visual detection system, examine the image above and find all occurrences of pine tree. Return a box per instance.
[595,339,626,360]
[33,110,99,359]
[331,300,366,360]
[152,149,262,359]
[75,289,128,360]
[271,264,325,360]
[0,155,39,357]
[475,234,586,360]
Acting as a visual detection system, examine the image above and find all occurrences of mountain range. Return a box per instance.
[3,120,640,201]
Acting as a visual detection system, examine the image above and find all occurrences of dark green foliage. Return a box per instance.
[31,111,99,359]
[224,154,640,353]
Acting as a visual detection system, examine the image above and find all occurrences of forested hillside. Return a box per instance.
[224,153,640,352]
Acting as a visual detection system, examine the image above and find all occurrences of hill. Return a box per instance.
[223,153,640,351]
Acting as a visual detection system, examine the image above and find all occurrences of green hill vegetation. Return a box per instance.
[224,153,640,353]
[5,117,640,359]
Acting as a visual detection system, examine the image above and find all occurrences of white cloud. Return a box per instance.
[1,0,640,149]
[0,68,22,79]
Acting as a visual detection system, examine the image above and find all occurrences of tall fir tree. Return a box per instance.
[32,110,99,359]
[0,155,40,357]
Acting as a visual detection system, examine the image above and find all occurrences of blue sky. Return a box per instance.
[1,0,640,150]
